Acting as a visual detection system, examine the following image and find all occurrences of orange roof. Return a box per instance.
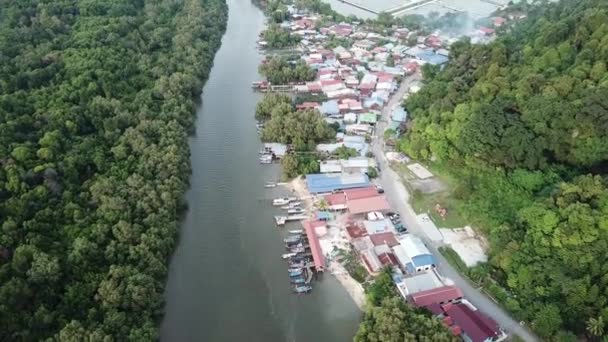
[303,220,326,270]
[369,232,399,247]
[347,195,391,214]
[325,193,346,205]
[411,286,463,307]
[344,186,378,200]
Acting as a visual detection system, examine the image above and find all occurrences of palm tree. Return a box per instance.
[587,316,605,337]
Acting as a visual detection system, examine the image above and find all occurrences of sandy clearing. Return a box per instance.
[440,226,488,267]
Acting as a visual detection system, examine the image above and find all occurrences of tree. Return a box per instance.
[355,296,457,342]
[399,0,608,337]
[587,316,605,337]
[0,0,228,339]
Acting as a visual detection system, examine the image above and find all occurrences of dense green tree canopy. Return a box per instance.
[0,0,227,339]
[259,56,316,84]
[400,0,608,338]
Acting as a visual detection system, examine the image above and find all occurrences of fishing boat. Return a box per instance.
[281,253,296,259]
[274,216,286,225]
[289,270,303,277]
[289,229,303,234]
[259,155,272,164]
[293,285,313,294]
[273,197,291,206]
[272,197,297,206]
[264,182,277,188]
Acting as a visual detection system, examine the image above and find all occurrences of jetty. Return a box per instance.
[274,214,308,225]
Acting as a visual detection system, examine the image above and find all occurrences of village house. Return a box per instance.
[392,235,436,273]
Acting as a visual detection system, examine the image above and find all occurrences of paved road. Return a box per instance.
[371,77,539,342]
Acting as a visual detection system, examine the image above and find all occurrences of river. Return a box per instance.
[160,1,361,341]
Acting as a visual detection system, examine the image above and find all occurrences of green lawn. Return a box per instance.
[409,188,468,228]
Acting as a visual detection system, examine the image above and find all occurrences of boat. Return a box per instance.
[287,208,305,215]
[289,247,306,253]
[264,182,277,188]
[274,216,287,225]
[259,155,272,164]
[293,285,313,294]
[288,201,302,207]
[273,198,291,206]
[282,253,296,259]
[287,267,302,273]
[273,197,297,206]
[289,270,303,277]
[289,229,303,234]
[284,237,301,243]
[291,278,306,284]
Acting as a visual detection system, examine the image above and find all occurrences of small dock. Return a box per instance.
[275,214,308,225]
[305,265,314,284]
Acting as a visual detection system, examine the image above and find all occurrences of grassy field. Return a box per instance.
[393,162,468,228]
[410,189,468,228]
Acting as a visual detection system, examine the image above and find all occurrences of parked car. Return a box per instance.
[394,222,407,233]
[377,186,385,193]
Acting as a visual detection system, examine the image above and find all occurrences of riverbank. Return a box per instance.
[288,177,367,309]
[161,1,361,341]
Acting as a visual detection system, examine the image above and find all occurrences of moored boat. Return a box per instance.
[293,285,312,294]
[281,252,296,259]
[289,229,303,234]
[289,270,303,277]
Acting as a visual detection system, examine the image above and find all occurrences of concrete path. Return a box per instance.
[371,76,539,342]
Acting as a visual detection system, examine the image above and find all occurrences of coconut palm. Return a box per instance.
[587,316,605,337]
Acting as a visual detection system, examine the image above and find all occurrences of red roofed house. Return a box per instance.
[296,102,320,111]
[478,26,495,36]
[493,17,506,27]
[441,303,503,342]
[409,285,463,307]
[344,186,379,200]
[346,222,367,240]
[303,220,326,272]
[332,23,353,37]
[425,35,442,48]
[347,195,391,215]
[324,192,347,211]
[369,232,399,247]
[377,252,399,267]
[404,62,419,74]
[359,83,375,96]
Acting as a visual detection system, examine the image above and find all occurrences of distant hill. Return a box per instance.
[401,0,608,339]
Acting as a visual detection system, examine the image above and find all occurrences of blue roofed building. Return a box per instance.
[391,107,408,122]
[320,100,339,116]
[392,235,436,274]
[416,50,449,65]
[306,173,370,194]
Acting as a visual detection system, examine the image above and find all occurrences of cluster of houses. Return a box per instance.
[300,175,507,342]
[258,5,525,342]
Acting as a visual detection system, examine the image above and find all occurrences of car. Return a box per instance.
[394,223,407,232]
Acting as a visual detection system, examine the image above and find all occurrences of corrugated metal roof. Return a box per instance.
[303,220,326,271]
[410,285,463,307]
[305,173,370,194]
[348,195,391,215]
[363,219,394,234]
